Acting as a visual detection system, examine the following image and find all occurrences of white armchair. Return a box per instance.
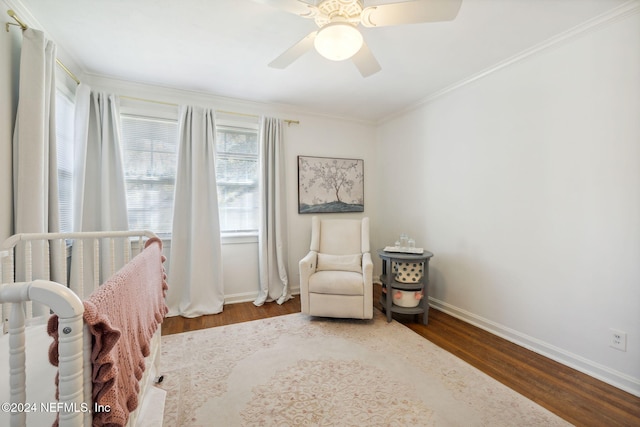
[299,216,373,320]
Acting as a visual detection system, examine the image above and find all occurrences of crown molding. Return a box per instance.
[83,72,377,127]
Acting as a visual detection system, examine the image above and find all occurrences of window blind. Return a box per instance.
[55,90,75,233]
[121,115,178,235]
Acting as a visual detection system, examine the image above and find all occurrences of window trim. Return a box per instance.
[221,231,258,245]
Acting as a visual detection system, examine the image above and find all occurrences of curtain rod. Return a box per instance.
[55,58,80,84]
[6,9,26,31]
[121,96,300,126]
[220,110,300,127]
[6,10,81,85]
[120,95,178,107]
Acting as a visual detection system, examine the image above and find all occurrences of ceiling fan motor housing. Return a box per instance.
[314,0,363,27]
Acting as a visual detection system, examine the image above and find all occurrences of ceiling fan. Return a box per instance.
[254,0,463,77]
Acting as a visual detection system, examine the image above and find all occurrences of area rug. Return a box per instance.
[157,310,570,426]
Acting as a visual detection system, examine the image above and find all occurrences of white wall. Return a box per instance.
[0,0,21,242]
[376,10,640,395]
[283,114,379,292]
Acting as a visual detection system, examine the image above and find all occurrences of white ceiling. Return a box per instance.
[12,0,630,121]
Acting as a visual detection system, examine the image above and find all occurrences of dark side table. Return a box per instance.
[377,249,434,325]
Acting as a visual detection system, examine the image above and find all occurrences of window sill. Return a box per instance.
[221,232,258,245]
[142,232,258,245]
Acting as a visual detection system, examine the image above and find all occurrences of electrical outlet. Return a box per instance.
[610,329,627,351]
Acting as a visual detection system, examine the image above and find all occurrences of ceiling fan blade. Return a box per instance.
[252,0,318,18]
[351,41,381,77]
[361,0,462,28]
[268,31,317,69]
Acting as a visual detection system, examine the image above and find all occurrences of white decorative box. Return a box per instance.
[392,290,423,308]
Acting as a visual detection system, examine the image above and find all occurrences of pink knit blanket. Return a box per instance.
[48,237,168,427]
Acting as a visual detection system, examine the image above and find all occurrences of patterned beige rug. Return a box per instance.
[157,310,570,426]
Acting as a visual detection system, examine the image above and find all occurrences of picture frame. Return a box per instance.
[298,155,364,214]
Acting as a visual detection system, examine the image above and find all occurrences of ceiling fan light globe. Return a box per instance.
[314,23,363,61]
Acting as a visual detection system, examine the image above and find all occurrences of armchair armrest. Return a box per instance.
[299,251,318,315]
[362,252,373,286]
[362,252,374,319]
[299,251,317,276]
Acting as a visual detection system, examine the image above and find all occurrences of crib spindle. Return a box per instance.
[82,324,92,427]
[8,301,26,427]
[45,240,51,281]
[75,240,84,299]
[124,237,131,264]
[3,248,15,284]
[57,313,86,427]
[23,242,32,320]
[56,239,68,287]
[24,242,32,283]
[32,280,85,427]
[109,238,115,278]
[93,239,100,290]
[0,250,7,333]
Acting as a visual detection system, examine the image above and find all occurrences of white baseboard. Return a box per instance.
[224,291,259,305]
[224,287,300,305]
[428,297,640,398]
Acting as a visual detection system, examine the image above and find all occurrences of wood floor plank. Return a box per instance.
[161,286,640,426]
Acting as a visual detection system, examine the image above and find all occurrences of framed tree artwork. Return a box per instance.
[298,155,364,213]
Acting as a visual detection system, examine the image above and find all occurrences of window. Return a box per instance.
[121,115,178,235]
[215,125,260,233]
[120,110,259,237]
[55,89,75,233]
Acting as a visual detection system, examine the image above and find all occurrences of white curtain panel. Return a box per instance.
[70,84,129,295]
[167,106,224,317]
[12,28,60,316]
[254,117,290,306]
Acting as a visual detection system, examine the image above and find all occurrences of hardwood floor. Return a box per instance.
[161,296,302,335]
[162,285,640,426]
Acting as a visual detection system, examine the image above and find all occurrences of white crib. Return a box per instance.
[0,231,166,427]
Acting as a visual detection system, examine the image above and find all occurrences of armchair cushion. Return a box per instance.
[316,253,362,273]
[309,271,365,296]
